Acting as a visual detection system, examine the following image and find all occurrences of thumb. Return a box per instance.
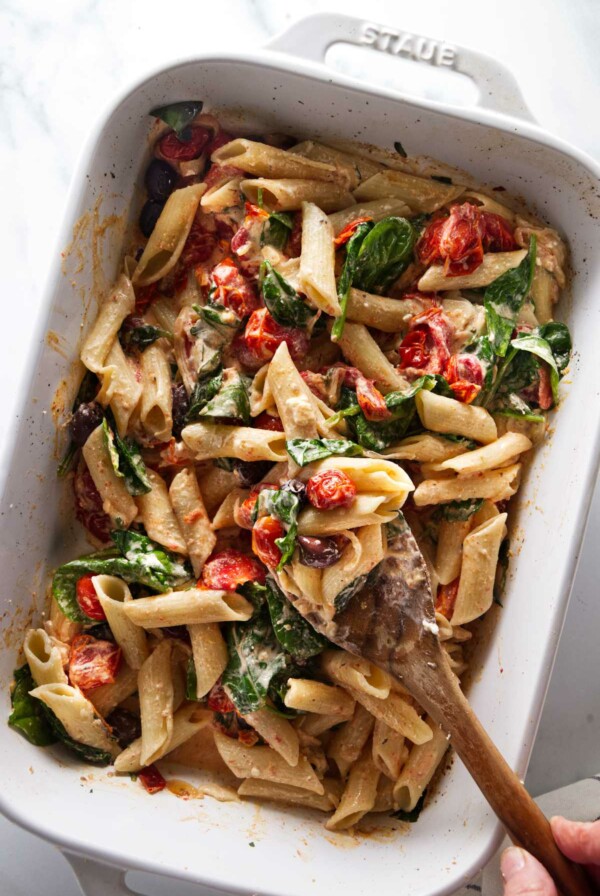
[500,847,558,896]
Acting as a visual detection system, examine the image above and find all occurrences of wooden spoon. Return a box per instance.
[277,519,594,896]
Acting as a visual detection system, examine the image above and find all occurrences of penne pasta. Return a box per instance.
[24,628,68,686]
[329,198,412,234]
[214,730,324,794]
[123,588,253,628]
[188,623,228,699]
[418,250,527,292]
[451,513,508,625]
[138,342,173,443]
[353,170,463,213]
[345,288,429,332]
[284,679,355,717]
[336,322,408,391]
[82,424,138,527]
[299,202,340,317]
[181,422,287,463]
[169,468,216,577]
[212,139,348,184]
[415,391,498,444]
[136,469,187,555]
[80,274,135,374]
[92,575,148,670]
[30,683,120,759]
[325,744,380,830]
[115,704,211,773]
[240,178,355,213]
[414,464,521,506]
[393,719,449,811]
[428,432,532,475]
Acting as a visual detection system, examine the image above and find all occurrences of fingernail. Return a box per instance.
[501,847,527,880]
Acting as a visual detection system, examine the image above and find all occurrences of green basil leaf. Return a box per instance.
[260,261,313,328]
[538,321,572,375]
[8,665,57,746]
[286,438,364,466]
[440,499,484,522]
[149,101,203,137]
[113,433,152,496]
[197,368,250,424]
[193,303,240,331]
[332,221,373,341]
[260,212,294,250]
[102,417,123,478]
[120,324,171,351]
[186,367,224,422]
[53,532,191,622]
[266,579,327,661]
[394,141,407,158]
[484,236,537,356]
[509,332,560,402]
[352,217,416,294]
[186,657,199,701]
[342,375,437,451]
[222,611,287,714]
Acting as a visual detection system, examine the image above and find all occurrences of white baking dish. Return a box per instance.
[1,13,599,896]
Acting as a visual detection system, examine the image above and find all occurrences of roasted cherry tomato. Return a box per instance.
[209,258,259,318]
[69,634,121,691]
[236,483,278,530]
[75,574,106,622]
[254,411,284,432]
[244,308,309,363]
[138,764,167,794]
[445,354,484,404]
[435,578,460,620]
[73,465,112,544]
[180,218,217,269]
[201,549,266,590]
[158,125,212,161]
[252,515,285,568]
[398,307,452,375]
[134,282,159,315]
[306,469,357,511]
[205,129,234,155]
[207,681,236,714]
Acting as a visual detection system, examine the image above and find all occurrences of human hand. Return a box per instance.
[500,816,600,895]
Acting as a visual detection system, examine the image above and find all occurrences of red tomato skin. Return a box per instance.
[210,258,259,319]
[201,549,266,590]
[448,380,480,403]
[398,307,452,375]
[435,578,460,619]
[206,130,234,155]
[244,309,309,363]
[252,516,285,568]
[207,681,236,714]
[69,634,121,691]
[75,575,106,622]
[254,411,284,432]
[158,125,212,161]
[306,470,357,511]
[236,483,279,530]
[180,219,217,269]
[138,764,167,794]
[73,465,112,544]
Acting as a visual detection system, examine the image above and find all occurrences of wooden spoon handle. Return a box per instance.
[400,658,595,896]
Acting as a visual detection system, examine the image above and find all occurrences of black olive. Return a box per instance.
[297,535,345,569]
[70,401,104,447]
[282,479,306,503]
[139,199,164,238]
[106,708,142,748]
[232,460,273,488]
[171,383,190,439]
[85,623,115,643]
[144,159,177,203]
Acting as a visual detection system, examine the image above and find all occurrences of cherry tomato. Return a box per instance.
[138,764,167,794]
[205,129,234,156]
[254,411,284,432]
[481,211,517,252]
[207,681,236,714]
[244,308,309,363]
[133,282,159,315]
[448,380,480,403]
[236,483,279,530]
[398,307,452,375]
[306,469,357,511]
[417,203,516,277]
[69,634,121,691]
[73,466,112,544]
[252,515,285,568]
[75,574,106,622]
[354,375,390,421]
[158,125,212,161]
[435,578,460,619]
[210,258,259,319]
[201,549,266,590]
[180,219,217,269]
[333,216,373,248]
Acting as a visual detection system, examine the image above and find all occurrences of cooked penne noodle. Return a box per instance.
[328,198,412,234]
[289,141,373,188]
[196,466,239,517]
[343,686,433,745]
[393,719,449,811]
[82,424,138,527]
[325,745,380,831]
[138,342,173,443]
[327,704,375,779]
[201,175,244,213]
[115,704,212,773]
[321,650,391,700]
[372,719,408,781]
[413,464,521,506]
[429,432,532,475]
[451,513,508,625]
[353,170,463,213]
[417,250,527,291]
[237,778,337,813]
[30,683,120,759]
[123,589,253,628]
[212,139,348,184]
[169,468,216,576]
[240,178,355,213]
[99,340,143,436]
[336,322,408,391]
[92,575,148,670]
[435,520,471,586]
[214,730,324,794]
[88,663,139,718]
[382,433,468,463]
[531,267,558,324]
[415,391,498,444]
[242,708,300,767]
[299,202,340,317]
[284,679,355,717]
[133,183,206,286]
[181,422,287,462]
[345,288,428,332]
[267,342,319,440]
[136,469,187,555]
[138,639,174,766]
[80,274,135,373]
[188,623,227,699]
[24,628,68,686]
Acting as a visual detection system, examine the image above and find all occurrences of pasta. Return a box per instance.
[13,105,571,832]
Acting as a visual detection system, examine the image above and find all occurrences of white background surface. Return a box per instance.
[1,1,599,894]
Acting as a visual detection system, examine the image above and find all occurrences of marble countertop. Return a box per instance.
[1,1,599,894]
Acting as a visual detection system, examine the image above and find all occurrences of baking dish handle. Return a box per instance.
[65,853,132,895]
[266,12,535,122]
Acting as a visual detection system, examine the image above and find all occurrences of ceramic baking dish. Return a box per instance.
[1,13,599,896]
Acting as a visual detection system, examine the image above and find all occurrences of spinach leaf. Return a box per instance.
[286,438,364,466]
[260,261,313,328]
[465,335,496,397]
[492,393,545,423]
[266,579,326,661]
[255,486,303,570]
[394,141,407,158]
[539,321,572,375]
[149,101,203,137]
[266,673,299,719]
[186,657,199,701]
[40,704,113,765]
[120,323,171,352]
[341,375,437,451]
[352,217,416,294]
[186,367,224,422]
[193,303,240,331]
[198,368,251,425]
[484,236,537,356]
[439,499,483,522]
[391,789,427,822]
[222,610,287,714]
[58,370,100,477]
[8,665,57,746]
[102,419,152,496]
[53,531,191,622]
[509,322,572,404]
[509,332,561,402]
[332,221,373,340]
[260,212,294,250]
[239,580,268,610]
